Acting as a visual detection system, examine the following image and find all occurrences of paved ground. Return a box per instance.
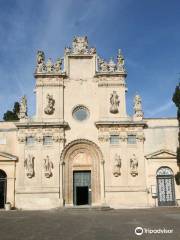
[0,207,180,240]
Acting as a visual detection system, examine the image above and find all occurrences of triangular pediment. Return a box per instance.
[0,152,18,161]
[145,149,176,159]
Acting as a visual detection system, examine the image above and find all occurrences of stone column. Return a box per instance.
[59,160,64,206]
[100,159,106,205]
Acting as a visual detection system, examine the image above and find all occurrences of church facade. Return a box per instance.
[0,36,179,209]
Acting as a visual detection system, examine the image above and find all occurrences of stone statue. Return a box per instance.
[72,36,89,54]
[54,58,62,73]
[130,154,138,176]
[24,154,34,178]
[108,58,116,72]
[44,94,55,115]
[19,96,27,119]
[43,155,53,178]
[133,94,143,119]
[46,58,54,73]
[64,47,71,54]
[36,50,46,73]
[117,49,125,71]
[110,91,120,114]
[113,154,121,177]
[98,57,109,72]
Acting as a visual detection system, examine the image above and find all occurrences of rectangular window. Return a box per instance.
[127,135,136,144]
[43,136,53,145]
[26,136,35,145]
[110,135,119,144]
[0,138,6,145]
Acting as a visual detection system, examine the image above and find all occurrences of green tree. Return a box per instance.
[172,83,180,184]
[3,102,20,121]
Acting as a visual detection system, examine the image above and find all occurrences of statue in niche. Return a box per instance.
[19,95,27,119]
[36,50,46,73]
[24,154,34,178]
[44,94,55,115]
[54,58,62,73]
[130,154,138,176]
[108,58,116,72]
[43,155,53,178]
[113,154,121,177]
[117,49,125,71]
[110,91,120,114]
[98,57,109,72]
[133,94,143,118]
[72,36,89,54]
[46,58,54,73]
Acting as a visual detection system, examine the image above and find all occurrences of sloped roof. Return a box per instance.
[0,152,18,161]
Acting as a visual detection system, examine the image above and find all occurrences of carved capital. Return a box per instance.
[98,135,109,142]
[18,134,26,143]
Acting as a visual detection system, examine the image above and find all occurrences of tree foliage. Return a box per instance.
[3,102,20,121]
[172,83,180,169]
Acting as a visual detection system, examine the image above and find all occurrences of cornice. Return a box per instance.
[95,120,148,128]
[15,121,69,129]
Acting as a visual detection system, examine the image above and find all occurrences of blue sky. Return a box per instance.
[0,0,179,119]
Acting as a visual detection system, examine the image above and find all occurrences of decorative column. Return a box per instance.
[100,159,106,205]
[59,160,64,206]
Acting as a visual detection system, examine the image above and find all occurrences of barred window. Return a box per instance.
[26,136,35,145]
[43,136,53,145]
[127,135,136,144]
[110,135,119,144]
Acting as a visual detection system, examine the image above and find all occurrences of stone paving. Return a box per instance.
[0,207,180,240]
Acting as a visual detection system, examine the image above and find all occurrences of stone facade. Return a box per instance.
[0,36,179,209]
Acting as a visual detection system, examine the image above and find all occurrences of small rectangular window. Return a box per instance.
[127,135,136,144]
[110,135,119,144]
[26,136,35,145]
[43,136,53,145]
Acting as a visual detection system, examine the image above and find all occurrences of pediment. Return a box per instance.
[0,152,18,161]
[145,149,176,159]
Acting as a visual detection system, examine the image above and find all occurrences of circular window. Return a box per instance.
[72,105,89,121]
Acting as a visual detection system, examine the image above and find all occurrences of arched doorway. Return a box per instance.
[157,167,176,206]
[0,169,7,208]
[60,139,104,206]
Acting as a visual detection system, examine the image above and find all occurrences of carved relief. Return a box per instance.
[43,155,53,178]
[98,134,109,142]
[19,96,27,119]
[119,133,127,142]
[110,91,120,114]
[133,94,143,119]
[113,154,121,177]
[44,94,55,115]
[64,36,96,55]
[130,154,138,177]
[24,154,34,178]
